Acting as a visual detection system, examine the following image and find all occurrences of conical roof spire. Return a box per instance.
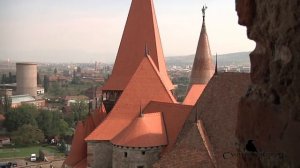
[102,0,174,91]
[189,5,214,85]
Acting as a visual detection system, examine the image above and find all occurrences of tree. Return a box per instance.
[1,95,12,114]
[71,100,89,122]
[54,68,57,75]
[11,124,44,146]
[76,67,81,73]
[8,72,12,83]
[43,75,49,92]
[36,110,70,137]
[1,74,7,84]
[37,72,42,85]
[4,105,38,131]
[57,140,67,153]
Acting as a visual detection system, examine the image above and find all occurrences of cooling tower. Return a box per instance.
[16,63,37,97]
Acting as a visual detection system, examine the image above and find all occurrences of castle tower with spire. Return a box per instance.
[101,0,174,113]
[183,6,215,105]
[190,5,215,85]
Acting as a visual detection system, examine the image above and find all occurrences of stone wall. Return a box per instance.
[112,145,162,168]
[87,141,112,168]
[236,0,300,167]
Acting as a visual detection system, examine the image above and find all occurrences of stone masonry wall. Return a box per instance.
[87,141,112,168]
[112,145,162,168]
[236,0,300,167]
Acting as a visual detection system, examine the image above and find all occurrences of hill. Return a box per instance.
[166,51,251,66]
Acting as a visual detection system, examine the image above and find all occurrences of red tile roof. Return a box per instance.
[183,84,206,105]
[64,108,106,167]
[189,17,214,85]
[153,122,215,168]
[160,73,249,167]
[64,122,86,167]
[195,73,250,167]
[143,101,193,152]
[111,112,167,147]
[86,56,176,141]
[73,158,87,168]
[102,0,173,92]
[91,105,107,127]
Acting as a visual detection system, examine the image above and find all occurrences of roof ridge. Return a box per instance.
[146,55,177,103]
[197,120,218,167]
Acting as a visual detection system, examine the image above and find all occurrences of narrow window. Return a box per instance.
[124,152,127,158]
[142,151,145,155]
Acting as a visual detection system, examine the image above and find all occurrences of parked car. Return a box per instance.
[0,162,17,168]
[30,154,37,162]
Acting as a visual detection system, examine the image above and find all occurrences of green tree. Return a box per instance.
[37,72,42,85]
[4,105,38,131]
[11,124,44,146]
[1,95,12,114]
[1,74,7,84]
[57,140,67,153]
[71,100,89,122]
[43,75,49,92]
[54,68,57,75]
[36,110,70,137]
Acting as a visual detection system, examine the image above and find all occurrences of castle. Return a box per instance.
[63,0,250,167]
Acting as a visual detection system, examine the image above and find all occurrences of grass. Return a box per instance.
[0,145,64,159]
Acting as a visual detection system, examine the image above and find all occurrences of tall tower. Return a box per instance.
[183,6,214,105]
[189,6,214,85]
[16,63,37,97]
[101,0,174,113]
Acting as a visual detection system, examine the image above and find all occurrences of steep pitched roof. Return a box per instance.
[64,109,106,167]
[195,73,250,167]
[154,73,250,167]
[153,121,215,168]
[189,14,214,86]
[102,0,173,91]
[91,105,107,127]
[143,101,193,152]
[86,56,176,141]
[111,112,167,147]
[73,158,87,168]
[64,122,86,167]
[183,84,206,105]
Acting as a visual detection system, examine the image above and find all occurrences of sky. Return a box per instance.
[0,0,255,63]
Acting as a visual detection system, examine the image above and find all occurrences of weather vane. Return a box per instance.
[202,5,208,18]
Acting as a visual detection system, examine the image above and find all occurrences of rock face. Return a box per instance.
[236,0,300,167]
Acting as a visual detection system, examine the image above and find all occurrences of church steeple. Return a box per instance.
[189,5,214,85]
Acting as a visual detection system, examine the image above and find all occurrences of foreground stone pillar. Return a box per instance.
[236,0,300,167]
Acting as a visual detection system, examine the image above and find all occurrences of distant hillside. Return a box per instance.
[166,51,251,66]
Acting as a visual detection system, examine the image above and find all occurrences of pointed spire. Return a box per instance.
[188,5,214,85]
[102,0,174,91]
[215,53,218,75]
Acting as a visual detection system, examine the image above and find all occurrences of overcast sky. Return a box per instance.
[0,0,255,63]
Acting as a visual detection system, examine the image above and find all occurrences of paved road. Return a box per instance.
[0,158,65,168]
